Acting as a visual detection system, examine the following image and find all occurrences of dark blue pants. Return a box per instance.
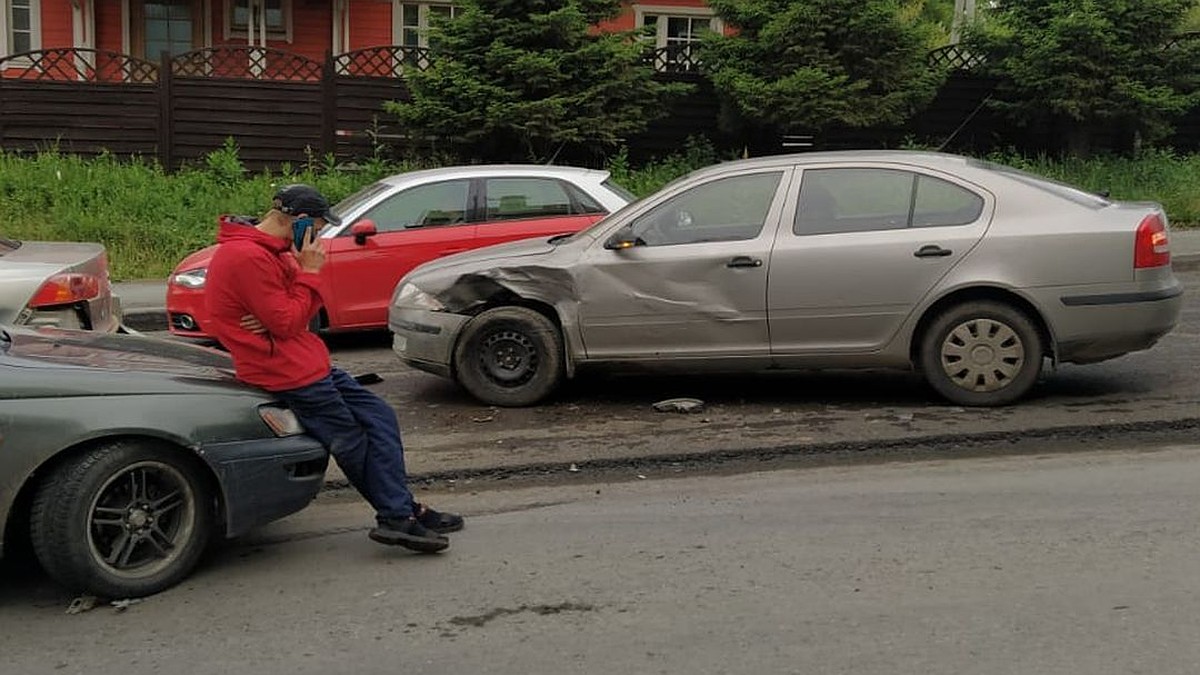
[274,367,415,520]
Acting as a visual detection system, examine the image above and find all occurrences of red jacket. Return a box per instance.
[204,216,331,391]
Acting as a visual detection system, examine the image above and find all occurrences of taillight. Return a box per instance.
[29,273,101,307]
[1134,213,1170,269]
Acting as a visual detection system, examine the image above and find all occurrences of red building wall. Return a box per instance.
[349,1,391,51]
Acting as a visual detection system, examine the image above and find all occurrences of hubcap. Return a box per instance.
[478,329,538,387]
[939,318,1025,393]
[87,461,196,579]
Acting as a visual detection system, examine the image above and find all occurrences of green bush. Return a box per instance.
[2,141,1198,280]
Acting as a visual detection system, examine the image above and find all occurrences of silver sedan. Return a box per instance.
[388,151,1183,407]
[0,237,124,332]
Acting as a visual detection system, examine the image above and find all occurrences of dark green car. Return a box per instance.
[0,325,329,598]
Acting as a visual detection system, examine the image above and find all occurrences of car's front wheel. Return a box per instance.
[29,440,215,598]
[919,300,1045,406]
[453,306,565,407]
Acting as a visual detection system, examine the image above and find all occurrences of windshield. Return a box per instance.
[324,181,392,234]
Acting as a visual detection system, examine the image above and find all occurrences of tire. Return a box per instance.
[29,440,215,599]
[918,300,1044,407]
[453,306,565,407]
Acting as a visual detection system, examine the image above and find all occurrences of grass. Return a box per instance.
[3,140,1200,280]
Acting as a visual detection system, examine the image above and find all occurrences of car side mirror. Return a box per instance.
[603,225,643,251]
[351,219,378,245]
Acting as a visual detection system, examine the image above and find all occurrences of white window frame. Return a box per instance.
[391,1,458,49]
[1,0,43,62]
[633,4,721,50]
[223,0,292,43]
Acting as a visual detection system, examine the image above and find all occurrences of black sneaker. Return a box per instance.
[369,517,449,553]
[416,503,465,534]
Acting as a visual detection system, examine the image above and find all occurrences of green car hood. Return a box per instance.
[0,326,262,399]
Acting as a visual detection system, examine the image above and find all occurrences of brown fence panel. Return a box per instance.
[168,77,324,169]
[332,76,411,160]
[0,80,159,156]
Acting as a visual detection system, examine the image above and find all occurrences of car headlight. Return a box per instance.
[172,268,207,289]
[393,282,444,311]
[258,404,305,437]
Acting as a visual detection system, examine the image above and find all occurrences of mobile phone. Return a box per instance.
[292,217,315,250]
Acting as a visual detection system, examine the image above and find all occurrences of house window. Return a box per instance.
[2,0,41,58]
[144,0,195,58]
[635,5,719,73]
[395,2,458,49]
[226,0,291,40]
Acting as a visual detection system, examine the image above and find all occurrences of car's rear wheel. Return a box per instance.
[453,306,565,407]
[919,300,1044,406]
[29,440,215,598]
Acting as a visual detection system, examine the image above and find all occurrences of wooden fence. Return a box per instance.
[2,41,1199,169]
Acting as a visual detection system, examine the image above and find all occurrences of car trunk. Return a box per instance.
[0,240,122,332]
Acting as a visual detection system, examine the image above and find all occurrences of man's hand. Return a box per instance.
[240,314,267,334]
[294,229,326,273]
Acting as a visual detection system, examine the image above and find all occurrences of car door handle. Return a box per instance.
[914,245,952,258]
[727,256,763,268]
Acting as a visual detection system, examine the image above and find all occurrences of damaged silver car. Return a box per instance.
[387,151,1182,408]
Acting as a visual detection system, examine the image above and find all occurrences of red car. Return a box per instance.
[167,165,634,339]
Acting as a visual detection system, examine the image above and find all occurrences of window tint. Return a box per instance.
[484,178,574,221]
[360,180,470,232]
[795,169,913,236]
[912,175,984,227]
[795,168,984,235]
[630,171,783,246]
[563,182,606,214]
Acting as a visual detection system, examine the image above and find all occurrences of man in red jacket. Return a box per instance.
[205,184,462,553]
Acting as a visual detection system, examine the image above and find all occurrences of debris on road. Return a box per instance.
[111,598,143,613]
[66,595,98,615]
[568,463,580,473]
[653,398,705,414]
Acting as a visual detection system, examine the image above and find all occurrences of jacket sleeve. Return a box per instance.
[231,249,326,340]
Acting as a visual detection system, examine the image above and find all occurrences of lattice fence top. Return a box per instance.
[928,44,985,71]
[171,47,323,81]
[649,45,704,76]
[0,48,158,82]
[333,46,431,77]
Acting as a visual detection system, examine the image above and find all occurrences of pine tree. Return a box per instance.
[385,0,690,163]
[963,0,1200,156]
[700,0,946,139]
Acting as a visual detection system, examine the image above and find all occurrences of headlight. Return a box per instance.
[393,282,444,311]
[171,268,207,289]
[258,405,305,437]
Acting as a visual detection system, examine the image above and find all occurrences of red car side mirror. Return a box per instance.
[351,220,378,245]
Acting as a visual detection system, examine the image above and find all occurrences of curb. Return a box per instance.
[396,415,1200,490]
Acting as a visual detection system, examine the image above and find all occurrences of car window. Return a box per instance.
[564,182,606,214]
[360,180,471,232]
[629,171,784,247]
[484,178,575,221]
[795,168,914,236]
[794,168,984,235]
[912,175,984,227]
[329,181,391,224]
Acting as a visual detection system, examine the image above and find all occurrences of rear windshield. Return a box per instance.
[0,238,20,254]
[971,159,1111,209]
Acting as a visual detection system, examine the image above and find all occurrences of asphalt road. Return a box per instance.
[282,269,1200,482]
[5,443,1200,675]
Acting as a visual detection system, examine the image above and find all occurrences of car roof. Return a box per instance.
[682,150,982,179]
[378,164,612,188]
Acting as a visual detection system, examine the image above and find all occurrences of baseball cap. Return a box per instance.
[273,184,341,225]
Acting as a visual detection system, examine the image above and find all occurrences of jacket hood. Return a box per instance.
[216,215,290,253]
